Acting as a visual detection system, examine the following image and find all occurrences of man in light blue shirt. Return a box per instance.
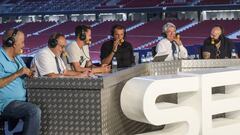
[0,29,41,135]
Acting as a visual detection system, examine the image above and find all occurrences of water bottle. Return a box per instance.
[112,57,118,72]
[188,54,194,60]
[146,52,153,62]
[134,52,139,65]
[150,52,154,61]
[141,54,146,63]
[195,54,200,59]
[231,49,237,59]
[146,52,151,62]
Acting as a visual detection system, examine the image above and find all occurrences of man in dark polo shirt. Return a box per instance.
[100,24,135,68]
[202,25,236,59]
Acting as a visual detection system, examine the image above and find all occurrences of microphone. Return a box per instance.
[85,39,92,45]
[176,33,180,40]
[211,38,215,45]
[211,38,221,45]
[20,49,24,54]
[119,39,124,46]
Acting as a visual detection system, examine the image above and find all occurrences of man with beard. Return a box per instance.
[65,25,110,73]
[202,25,236,59]
[101,24,135,68]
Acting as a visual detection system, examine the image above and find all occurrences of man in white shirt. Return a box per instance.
[65,25,110,74]
[66,39,91,68]
[156,22,188,61]
[31,33,89,78]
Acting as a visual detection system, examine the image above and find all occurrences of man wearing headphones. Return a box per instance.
[31,33,89,77]
[100,24,135,68]
[202,25,236,59]
[156,22,188,61]
[65,25,110,73]
[0,29,41,135]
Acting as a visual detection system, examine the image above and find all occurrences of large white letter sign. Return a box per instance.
[121,68,240,135]
[180,68,240,135]
[121,75,200,135]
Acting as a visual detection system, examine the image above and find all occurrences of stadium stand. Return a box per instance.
[96,0,191,9]
[40,21,94,36]
[1,18,240,61]
[180,19,240,46]
[127,19,193,48]
[197,0,233,5]
[0,22,20,33]
[89,20,139,50]
[1,0,238,13]
[24,35,50,53]
[0,0,240,61]
[6,0,102,13]
[17,21,56,35]
[96,0,236,9]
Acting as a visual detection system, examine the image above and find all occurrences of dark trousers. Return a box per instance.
[2,101,41,135]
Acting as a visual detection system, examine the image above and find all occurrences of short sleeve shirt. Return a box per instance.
[65,41,90,67]
[32,47,66,77]
[0,47,26,112]
[100,40,135,68]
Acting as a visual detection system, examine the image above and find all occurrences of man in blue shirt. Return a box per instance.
[0,29,41,135]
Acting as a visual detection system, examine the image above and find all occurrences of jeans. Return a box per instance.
[2,100,41,135]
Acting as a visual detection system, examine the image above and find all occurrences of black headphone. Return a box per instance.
[5,29,18,47]
[79,27,86,41]
[111,24,126,38]
[162,33,167,38]
[214,25,224,35]
[75,25,86,41]
[48,33,63,48]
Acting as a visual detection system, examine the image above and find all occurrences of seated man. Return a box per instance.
[155,22,188,61]
[0,29,41,135]
[31,33,89,77]
[65,25,110,74]
[202,25,236,59]
[100,24,135,68]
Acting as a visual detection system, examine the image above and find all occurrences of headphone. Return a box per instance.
[75,25,87,41]
[5,29,18,47]
[79,27,86,41]
[48,33,63,48]
[161,22,176,38]
[214,25,224,35]
[111,24,126,38]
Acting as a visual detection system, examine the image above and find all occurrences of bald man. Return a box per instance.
[0,29,41,135]
[202,25,236,59]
